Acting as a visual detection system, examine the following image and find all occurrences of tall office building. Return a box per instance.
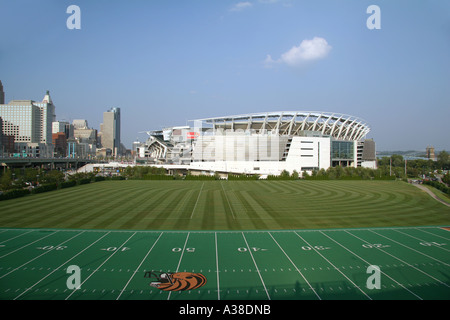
[0,89,56,157]
[33,90,56,144]
[100,107,121,156]
[0,80,5,104]
[0,100,41,143]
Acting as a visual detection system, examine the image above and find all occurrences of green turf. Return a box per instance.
[0,227,449,300]
[0,180,448,230]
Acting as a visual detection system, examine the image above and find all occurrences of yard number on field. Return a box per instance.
[238,247,267,252]
[172,247,196,253]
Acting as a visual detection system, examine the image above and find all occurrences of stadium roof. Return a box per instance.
[191,111,370,141]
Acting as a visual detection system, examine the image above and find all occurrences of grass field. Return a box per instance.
[0,180,449,230]
[0,180,449,301]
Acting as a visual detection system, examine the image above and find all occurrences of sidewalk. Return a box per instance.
[410,183,450,207]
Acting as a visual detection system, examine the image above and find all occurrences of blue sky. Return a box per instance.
[1,0,449,151]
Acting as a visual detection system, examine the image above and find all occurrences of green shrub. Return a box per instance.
[0,188,30,201]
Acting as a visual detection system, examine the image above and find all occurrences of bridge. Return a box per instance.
[0,157,106,170]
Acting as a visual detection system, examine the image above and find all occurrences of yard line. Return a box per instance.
[0,231,80,280]
[116,232,164,300]
[241,232,270,300]
[416,227,450,241]
[221,181,236,220]
[190,182,204,219]
[65,232,137,300]
[167,232,190,300]
[346,230,450,289]
[268,232,321,300]
[388,229,450,255]
[294,232,372,300]
[215,232,220,301]
[0,231,58,259]
[369,229,450,267]
[0,229,34,245]
[13,231,110,300]
[320,231,423,300]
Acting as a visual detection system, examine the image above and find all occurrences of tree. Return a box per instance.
[443,172,450,186]
[437,151,450,170]
[0,171,13,191]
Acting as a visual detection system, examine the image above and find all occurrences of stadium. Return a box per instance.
[1,111,450,301]
[136,111,377,176]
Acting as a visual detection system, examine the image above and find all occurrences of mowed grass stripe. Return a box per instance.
[62,187,146,229]
[0,183,128,228]
[93,186,172,230]
[0,180,449,230]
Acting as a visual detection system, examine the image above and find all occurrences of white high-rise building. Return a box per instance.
[0,101,41,143]
[33,90,56,144]
[0,90,56,157]
[100,107,121,156]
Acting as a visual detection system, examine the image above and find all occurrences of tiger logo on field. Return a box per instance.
[144,271,207,291]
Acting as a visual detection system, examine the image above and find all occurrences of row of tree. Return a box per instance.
[1,168,65,191]
[1,152,448,191]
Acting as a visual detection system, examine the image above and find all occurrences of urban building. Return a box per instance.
[0,88,56,157]
[33,91,56,145]
[426,146,436,161]
[136,111,376,176]
[100,107,121,157]
[72,119,98,157]
[0,80,5,104]
[0,101,41,143]
[52,132,67,157]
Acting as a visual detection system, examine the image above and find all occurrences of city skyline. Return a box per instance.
[0,1,449,151]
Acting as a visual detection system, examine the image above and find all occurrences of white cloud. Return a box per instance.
[259,0,293,7]
[263,54,277,68]
[266,37,332,68]
[230,2,253,12]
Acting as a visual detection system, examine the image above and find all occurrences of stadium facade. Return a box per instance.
[136,111,377,176]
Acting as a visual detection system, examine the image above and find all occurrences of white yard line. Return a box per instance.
[14,231,109,300]
[221,182,236,220]
[295,231,372,300]
[215,232,221,300]
[416,227,450,241]
[0,229,34,245]
[241,232,270,300]
[0,231,58,259]
[65,232,136,300]
[0,231,81,280]
[380,229,450,256]
[268,232,321,300]
[116,232,164,300]
[346,230,450,288]
[190,182,204,219]
[167,232,190,300]
[321,230,423,300]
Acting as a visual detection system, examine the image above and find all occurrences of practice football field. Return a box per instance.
[0,180,449,300]
[0,226,449,300]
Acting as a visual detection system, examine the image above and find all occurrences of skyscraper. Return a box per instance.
[33,90,56,144]
[100,107,121,156]
[0,80,5,104]
[0,89,56,157]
